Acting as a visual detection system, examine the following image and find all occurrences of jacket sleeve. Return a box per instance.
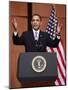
[45,32,60,47]
[13,32,25,45]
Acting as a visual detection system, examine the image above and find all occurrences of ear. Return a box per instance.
[40,21,42,25]
[31,21,32,25]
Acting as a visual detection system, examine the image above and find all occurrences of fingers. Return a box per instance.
[58,23,63,30]
[14,18,17,27]
[12,18,17,31]
[14,18,17,28]
[57,23,62,34]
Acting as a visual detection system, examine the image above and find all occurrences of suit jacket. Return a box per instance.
[13,30,60,52]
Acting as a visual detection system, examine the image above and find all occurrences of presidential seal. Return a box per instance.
[32,56,47,73]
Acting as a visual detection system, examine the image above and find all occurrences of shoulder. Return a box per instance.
[40,31,48,36]
[22,31,31,36]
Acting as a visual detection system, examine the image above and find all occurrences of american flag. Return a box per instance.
[46,6,66,85]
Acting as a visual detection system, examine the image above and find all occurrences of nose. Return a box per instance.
[34,20,37,23]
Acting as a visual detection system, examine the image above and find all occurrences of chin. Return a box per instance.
[34,29,38,31]
[34,28,39,30]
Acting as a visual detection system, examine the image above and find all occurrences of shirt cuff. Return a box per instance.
[14,32,17,36]
[57,35,60,39]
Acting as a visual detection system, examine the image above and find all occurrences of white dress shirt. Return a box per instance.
[14,29,40,41]
[14,29,60,40]
[14,31,18,36]
[33,29,40,41]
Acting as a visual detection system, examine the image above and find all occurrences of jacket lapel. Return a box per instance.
[31,30,35,41]
[38,31,43,41]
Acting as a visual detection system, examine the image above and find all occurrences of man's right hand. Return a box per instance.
[12,18,17,31]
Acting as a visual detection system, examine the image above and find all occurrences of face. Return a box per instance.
[31,15,42,31]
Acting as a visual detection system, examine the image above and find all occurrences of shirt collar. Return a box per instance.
[33,29,40,34]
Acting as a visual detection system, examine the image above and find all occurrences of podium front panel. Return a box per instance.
[17,52,58,83]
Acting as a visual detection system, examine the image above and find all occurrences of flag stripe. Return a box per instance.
[57,77,62,85]
[55,77,62,85]
[57,46,66,69]
[53,48,65,77]
[58,42,65,61]
[46,6,66,86]
[57,66,65,85]
[50,48,66,81]
[46,45,66,85]
[57,61,66,82]
[49,48,63,85]
[55,81,59,85]
[46,47,61,85]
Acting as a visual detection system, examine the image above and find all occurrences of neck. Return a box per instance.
[33,29,40,31]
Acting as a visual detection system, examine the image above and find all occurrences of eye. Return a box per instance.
[32,19,35,22]
[36,19,40,21]
[32,19,40,22]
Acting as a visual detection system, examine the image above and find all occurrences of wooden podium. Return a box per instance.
[17,52,57,88]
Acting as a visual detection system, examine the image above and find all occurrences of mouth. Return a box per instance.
[34,24,38,27]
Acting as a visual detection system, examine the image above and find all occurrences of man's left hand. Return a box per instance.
[56,23,62,34]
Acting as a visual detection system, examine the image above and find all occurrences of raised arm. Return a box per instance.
[12,18,25,45]
[46,23,62,47]
[45,33,60,47]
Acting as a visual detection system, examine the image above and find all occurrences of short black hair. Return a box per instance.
[32,14,42,21]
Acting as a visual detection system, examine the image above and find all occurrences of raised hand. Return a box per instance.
[12,18,17,31]
[57,23,62,34]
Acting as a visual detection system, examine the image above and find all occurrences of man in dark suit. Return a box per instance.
[13,14,61,52]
